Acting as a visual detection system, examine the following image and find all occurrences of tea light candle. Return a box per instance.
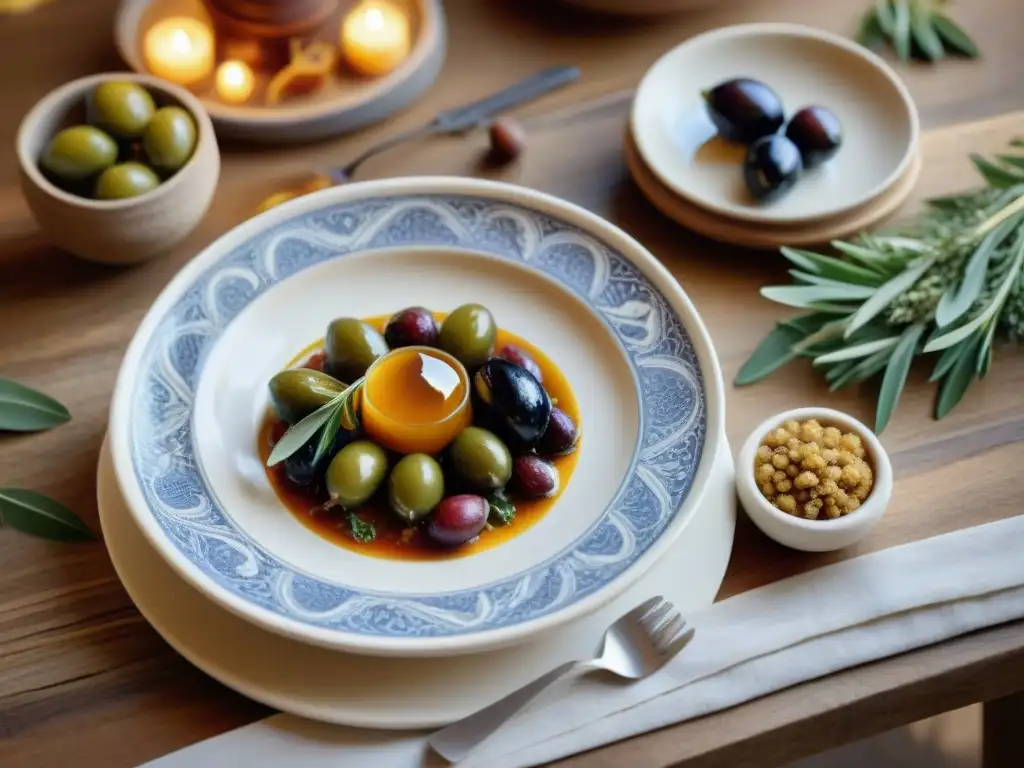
[143,17,214,86]
[340,0,411,77]
[215,60,255,104]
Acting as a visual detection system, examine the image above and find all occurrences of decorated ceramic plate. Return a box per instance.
[108,177,723,657]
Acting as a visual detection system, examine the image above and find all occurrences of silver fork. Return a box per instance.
[428,596,694,764]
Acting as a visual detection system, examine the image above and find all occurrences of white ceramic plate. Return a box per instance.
[108,177,724,657]
[114,0,446,143]
[98,436,735,727]
[632,24,919,224]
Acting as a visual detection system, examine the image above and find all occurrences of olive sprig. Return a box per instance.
[266,378,364,467]
[856,0,978,62]
[737,139,1024,432]
[0,378,94,542]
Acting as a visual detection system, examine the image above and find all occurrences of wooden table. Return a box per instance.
[2,1,1023,766]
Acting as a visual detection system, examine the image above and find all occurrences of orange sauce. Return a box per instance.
[258,314,582,561]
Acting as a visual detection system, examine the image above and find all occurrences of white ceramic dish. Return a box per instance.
[98,435,735,727]
[107,177,724,657]
[114,0,446,143]
[737,407,893,552]
[631,24,919,224]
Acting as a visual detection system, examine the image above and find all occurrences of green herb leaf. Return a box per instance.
[856,9,886,49]
[813,336,901,366]
[735,324,804,386]
[761,284,876,307]
[935,333,983,419]
[487,491,516,526]
[347,513,376,543]
[996,155,1024,172]
[935,212,1022,327]
[932,13,979,58]
[977,320,998,378]
[311,404,343,469]
[829,240,897,275]
[778,312,833,336]
[874,0,895,33]
[876,324,925,433]
[829,347,894,391]
[266,378,363,467]
[0,489,94,542]
[910,6,944,61]
[0,378,71,432]
[845,255,936,337]
[928,336,973,382]
[1011,138,1024,149]
[892,0,912,60]
[971,154,1024,188]
[780,247,884,286]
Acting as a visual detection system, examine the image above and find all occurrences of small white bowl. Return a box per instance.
[631,23,920,224]
[737,407,892,552]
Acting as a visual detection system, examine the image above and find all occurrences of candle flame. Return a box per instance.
[223,62,245,86]
[170,28,193,54]
[364,6,385,31]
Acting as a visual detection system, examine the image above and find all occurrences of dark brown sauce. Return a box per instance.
[258,315,582,560]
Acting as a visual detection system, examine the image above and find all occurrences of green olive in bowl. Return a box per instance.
[40,125,118,182]
[94,162,161,200]
[144,106,197,173]
[91,81,156,139]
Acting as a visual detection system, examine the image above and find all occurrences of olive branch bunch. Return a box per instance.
[857,0,978,62]
[737,139,1024,433]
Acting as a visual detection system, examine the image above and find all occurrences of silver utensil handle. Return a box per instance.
[428,659,582,764]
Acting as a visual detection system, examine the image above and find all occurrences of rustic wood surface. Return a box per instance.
[1,0,1023,766]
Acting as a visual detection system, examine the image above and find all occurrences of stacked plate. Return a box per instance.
[628,24,921,249]
[101,176,737,726]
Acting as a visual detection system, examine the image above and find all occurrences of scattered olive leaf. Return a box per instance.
[0,489,95,542]
[856,0,978,62]
[0,377,71,432]
[487,491,516,526]
[347,513,376,543]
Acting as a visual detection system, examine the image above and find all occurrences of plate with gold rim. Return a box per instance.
[107,176,723,657]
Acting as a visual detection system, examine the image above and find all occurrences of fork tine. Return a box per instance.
[640,600,673,631]
[653,613,686,650]
[623,596,663,624]
[663,626,696,658]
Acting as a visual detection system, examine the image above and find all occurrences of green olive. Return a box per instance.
[324,318,389,382]
[40,125,118,182]
[439,304,497,369]
[388,453,444,524]
[91,81,156,139]
[326,441,388,509]
[94,162,160,200]
[268,368,347,424]
[449,426,512,492]
[143,106,197,173]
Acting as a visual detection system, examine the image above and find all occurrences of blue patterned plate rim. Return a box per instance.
[109,177,725,656]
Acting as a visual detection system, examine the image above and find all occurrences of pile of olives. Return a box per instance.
[702,78,843,203]
[39,81,197,201]
[267,304,580,550]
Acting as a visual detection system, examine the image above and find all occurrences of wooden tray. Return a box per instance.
[114,0,446,143]
[624,125,921,250]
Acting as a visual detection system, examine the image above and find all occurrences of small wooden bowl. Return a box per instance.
[17,72,220,265]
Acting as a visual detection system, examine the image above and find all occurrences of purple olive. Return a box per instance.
[473,359,551,450]
[785,106,843,170]
[384,306,439,349]
[702,78,785,145]
[511,455,560,498]
[539,407,579,456]
[497,344,542,384]
[427,494,489,547]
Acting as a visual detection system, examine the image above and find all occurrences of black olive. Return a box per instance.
[743,135,803,202]
[702,78,785,145]
[785,106,843,170]
[282,429,355,489]
[473,359,551,450]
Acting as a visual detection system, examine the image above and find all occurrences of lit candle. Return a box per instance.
[340,1,411,77]
[143,17,214,86]
[215,60,255,105]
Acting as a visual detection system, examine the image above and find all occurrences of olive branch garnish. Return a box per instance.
[266,378,364,467]
[856,0,978,62]
[737,139,1024,432]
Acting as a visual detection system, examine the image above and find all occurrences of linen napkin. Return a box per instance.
[146,514,1024,768]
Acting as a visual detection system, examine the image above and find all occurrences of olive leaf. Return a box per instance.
[347,513,376,543]
[781,247,884,286]
[0,378,71,432]
[734,323,811,386]
[935,333,983,419]
[876,324,925,433]
[845,255,936,337]
[487,491,516,526]
[266,378,363,467]
[971,155,1024,188]
[856,1,979,63]
[910,5,944,61]
[0,489,95,542]
[892,0,912,60]
[311,405,343,469]
[856,8,886,49]
[931,13,979,58]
